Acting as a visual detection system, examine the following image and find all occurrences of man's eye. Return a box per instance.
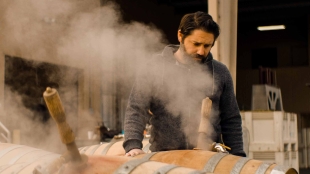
[204,45,211,48]
[194,43,200,46]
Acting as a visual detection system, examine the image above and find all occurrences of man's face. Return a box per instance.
[178,29,214,64]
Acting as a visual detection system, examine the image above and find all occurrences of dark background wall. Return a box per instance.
[103,0,209,44]
[105,0,310,115]
[236,1,310,114]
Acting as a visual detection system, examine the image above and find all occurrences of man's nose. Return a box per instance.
[197,46,205,56]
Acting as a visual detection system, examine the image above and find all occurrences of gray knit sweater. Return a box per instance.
[123,45,246,157]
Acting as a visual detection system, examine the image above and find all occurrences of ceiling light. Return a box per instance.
[257,25,285,31]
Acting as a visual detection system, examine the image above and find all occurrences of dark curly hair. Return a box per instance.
[178,11,220,44]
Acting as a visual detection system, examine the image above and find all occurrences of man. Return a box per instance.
[123,11,245,157]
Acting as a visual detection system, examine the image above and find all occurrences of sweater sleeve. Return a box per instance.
[122,59,157,153]
[219,66,246,157]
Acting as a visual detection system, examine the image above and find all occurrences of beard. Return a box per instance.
[179,43,208,64]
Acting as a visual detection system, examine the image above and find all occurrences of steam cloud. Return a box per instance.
[0,0,215,152]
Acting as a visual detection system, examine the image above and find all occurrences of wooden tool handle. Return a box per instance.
[43,87,66,123]
[198,97,212,133]
[196,97,213,150]
[43,87,75,144]
[43,87,85,166]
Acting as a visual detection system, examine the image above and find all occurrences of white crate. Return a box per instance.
[298,147,307,168]
[290,142,298,151]
[289,113,298,142]
[291,151,299,172]
[306,128,310,146]
[249,151,299,172]
[240,111,298,152]
[298,128,308,168]
[249,151,290,166]
[308,147,310,168]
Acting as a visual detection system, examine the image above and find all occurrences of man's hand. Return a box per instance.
[125,149,145,157]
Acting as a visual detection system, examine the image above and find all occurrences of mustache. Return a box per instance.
[194,54,206,59]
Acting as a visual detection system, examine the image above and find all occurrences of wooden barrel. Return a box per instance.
[57,155,212,174]
[135,150,298,174]
[0,143,207,174]
[86,140,297,174]
[79,138,151,156]
[0,142,297,174]
[0,143,60,174]
[0,160,54,174]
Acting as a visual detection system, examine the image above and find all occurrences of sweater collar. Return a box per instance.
[161,45,214,65]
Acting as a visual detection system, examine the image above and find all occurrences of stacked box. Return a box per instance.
[298,127,310,169]
[240,111,299,172]
[298,128,308,168]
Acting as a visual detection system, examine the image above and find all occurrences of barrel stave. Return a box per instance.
[150,150,212,170]
[213,154,241,173]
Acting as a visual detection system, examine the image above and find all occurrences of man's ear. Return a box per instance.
[177,30,183,43]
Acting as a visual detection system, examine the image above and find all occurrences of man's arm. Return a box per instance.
[219,66,246,157]
[123,80,151,152]
[122,59,157,154]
